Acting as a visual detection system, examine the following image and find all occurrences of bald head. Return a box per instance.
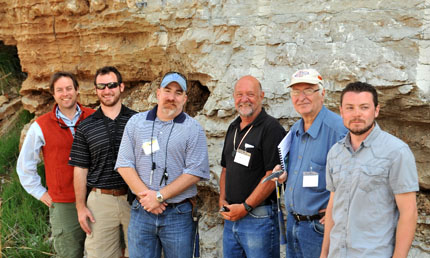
[233,75,264,120]
[234,75,262,92]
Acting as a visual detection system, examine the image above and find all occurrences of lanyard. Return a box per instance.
[232,125,253,157]
[150,120,175,186]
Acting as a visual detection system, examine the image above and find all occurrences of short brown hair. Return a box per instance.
[49,72,79,93]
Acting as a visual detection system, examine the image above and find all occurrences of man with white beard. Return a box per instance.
[219,75,286,258]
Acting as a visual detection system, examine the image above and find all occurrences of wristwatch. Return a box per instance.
[243,202,253,212]
[156,191,164,203]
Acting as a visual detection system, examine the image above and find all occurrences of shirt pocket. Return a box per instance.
[309,160,326,192]
[358,165,389,193]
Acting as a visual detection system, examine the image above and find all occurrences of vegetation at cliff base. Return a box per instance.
[0,110,54,257]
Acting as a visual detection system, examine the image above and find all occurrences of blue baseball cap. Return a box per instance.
[160,72,187,92]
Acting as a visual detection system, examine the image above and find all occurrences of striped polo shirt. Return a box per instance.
[115,105,210,203]
[69,105,137,189]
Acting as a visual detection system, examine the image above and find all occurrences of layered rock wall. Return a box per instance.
[1,0,429,256]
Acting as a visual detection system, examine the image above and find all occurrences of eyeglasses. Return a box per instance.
[290,88,320,97]
[57,118,75,129]
[95,82,120,90]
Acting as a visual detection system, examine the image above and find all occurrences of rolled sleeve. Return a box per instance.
[389,146,419,194]
[16,122,47,200]
[183,123,210,180]
[325,156,335,192]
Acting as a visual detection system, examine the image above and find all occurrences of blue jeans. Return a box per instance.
[223,203,280,258]
[286,212,324,258]
[128,199,195,258]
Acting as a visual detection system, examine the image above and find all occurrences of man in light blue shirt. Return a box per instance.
[277,69,347,258]
[115,72,210,258]
[321,82,418,258]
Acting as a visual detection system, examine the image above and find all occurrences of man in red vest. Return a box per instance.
[17,72,95,258]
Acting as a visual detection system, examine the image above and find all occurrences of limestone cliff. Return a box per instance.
[1,0,429,256]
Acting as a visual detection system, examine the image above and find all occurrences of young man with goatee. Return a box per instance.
[321,82,418,258]
[69,66,137,258]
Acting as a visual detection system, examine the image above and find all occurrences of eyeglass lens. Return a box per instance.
[95,82,119,90]
[290,88,319,96]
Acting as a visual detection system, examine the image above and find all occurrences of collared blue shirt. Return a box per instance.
[115,105,210,203]
[56,105,82,136]
[326,123,419,257]
[285,106,347,215]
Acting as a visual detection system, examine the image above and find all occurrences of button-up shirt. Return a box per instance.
[56,105,81,136]
[326,123,419,258]
[285,106,347,215]
[115,105,210,203]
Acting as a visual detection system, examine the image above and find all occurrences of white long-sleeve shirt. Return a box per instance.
[16,106,81,200]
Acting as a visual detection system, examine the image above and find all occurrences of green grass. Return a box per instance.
[1,110,54,257]
[0,110,33,174]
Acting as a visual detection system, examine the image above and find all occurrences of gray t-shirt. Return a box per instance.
[326,123,419,258]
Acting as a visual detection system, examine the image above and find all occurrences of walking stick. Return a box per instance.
[276,180,287,244]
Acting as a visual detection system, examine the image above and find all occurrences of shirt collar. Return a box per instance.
[296,105,327,139]
[231,108,268,131]
[362,122,381,147]
[55,104,82,121]
[93,104,131,119]
[342,122,381,150]
[146,105,186,123]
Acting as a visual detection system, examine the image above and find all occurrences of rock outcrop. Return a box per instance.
[1,0,429,256]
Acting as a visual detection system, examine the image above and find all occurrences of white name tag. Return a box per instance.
[142,138,160,155]
[234,149,251,167]
[303,172,318,187]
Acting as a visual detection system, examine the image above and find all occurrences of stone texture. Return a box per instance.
[1,0,429,256]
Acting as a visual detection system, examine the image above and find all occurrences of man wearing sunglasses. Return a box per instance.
[69,66,137,258]
[115,72,210,258]
[17,72,95,258]
[275,69,348,258]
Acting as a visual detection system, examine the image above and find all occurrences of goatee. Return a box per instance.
[348,121,375,136]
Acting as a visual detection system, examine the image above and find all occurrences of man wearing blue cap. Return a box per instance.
[115,72,210,258]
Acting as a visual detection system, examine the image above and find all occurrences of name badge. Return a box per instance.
[234,149,251,167]
[303,172,318,187]
[142,138,160,155]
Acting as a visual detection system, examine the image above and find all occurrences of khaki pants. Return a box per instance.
[49,202,85,258]
[85,189,131,258]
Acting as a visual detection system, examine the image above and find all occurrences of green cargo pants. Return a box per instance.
[49,202,85,258]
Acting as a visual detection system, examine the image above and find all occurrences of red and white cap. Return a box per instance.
[288,69,323,88]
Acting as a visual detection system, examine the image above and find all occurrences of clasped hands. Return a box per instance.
[137,189,167,215]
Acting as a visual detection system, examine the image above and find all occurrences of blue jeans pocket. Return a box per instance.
[131,199,140,210]
[248,205,272,219]
[312,220,324,235]
[174,202,192,214]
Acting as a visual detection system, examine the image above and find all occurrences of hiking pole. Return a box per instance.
[193,211,201,257]
[276,180,287,244]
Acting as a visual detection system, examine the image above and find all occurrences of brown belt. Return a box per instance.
[92,187,127,196]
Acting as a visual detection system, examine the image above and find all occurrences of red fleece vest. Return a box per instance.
[36,104,95,203]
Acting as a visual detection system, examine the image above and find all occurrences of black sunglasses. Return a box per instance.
[95,82,120,90]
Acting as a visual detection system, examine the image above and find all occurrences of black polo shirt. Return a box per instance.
[221,108,286,204]
[69,105,137,189]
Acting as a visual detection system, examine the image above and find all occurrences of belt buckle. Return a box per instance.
[294,213,301,222]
